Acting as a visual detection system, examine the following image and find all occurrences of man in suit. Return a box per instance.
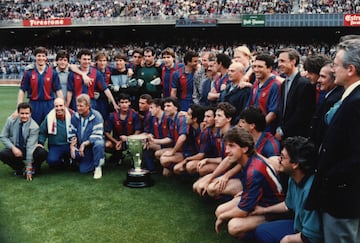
[309,62,344,150]
[220,62,251,125]
[275,48,315,140]
[199,57,217,106]
[0,102,41,181]
[306,38,360,243]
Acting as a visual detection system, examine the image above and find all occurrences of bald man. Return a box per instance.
[33,97,73,171]
[220,62,251,125]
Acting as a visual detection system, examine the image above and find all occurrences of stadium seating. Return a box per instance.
[1,0,358,21]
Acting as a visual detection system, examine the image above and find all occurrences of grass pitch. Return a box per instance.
[0,86,240,243]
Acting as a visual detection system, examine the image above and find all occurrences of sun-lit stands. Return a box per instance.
[297,0,360,14]
[1,0,359,22]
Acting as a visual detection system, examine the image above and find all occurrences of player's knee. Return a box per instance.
[159,156,166,166]
[93,139,104,149]
[192,180,199,192]
[228,218,245,237]
[215,205,223,217]
[206,182,217,197]
[154,150,162,158]
[198,166,209,176]
[186,161,195,173]
[105,140,113,150]
[173,164,181,174]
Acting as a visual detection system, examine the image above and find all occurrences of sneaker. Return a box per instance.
[93,166,102,179]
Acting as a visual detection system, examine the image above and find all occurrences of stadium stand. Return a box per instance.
[0,41,337,81]
[0,0,358,80]
[1,0,358,21]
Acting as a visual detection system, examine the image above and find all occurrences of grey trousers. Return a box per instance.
[323,212,360,243]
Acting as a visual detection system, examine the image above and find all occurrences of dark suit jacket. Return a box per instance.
[279,73,315,138]
[199,78,212,106]
[220,84,251,125]
[309,85,344,150]
[306,84,360,218]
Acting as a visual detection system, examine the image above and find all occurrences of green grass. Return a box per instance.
[0,86,241,243]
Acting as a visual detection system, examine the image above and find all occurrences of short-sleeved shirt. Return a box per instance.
[198,128,218,158]
[145,112,171,140]
[172,67,195,101]
[168,112,187,144]
[238,154,284,212]
[248,76,281,115]
[255,132,280,158]
[21,65,61,101]
[161,62,184,98]
[285,175,322,242]
[67,67,107,103]
[106,108,140,138]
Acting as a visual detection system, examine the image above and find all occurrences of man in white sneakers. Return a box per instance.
[69,94,105,179]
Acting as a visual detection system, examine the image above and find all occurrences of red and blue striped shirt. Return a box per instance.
[21,65,61,101]
[238,154,284,212]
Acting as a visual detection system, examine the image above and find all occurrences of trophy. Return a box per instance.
[124,134,153,188]
[133,153,142,172]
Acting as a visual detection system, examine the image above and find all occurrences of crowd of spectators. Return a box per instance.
[0,40,336,80]
[1,0,359,21]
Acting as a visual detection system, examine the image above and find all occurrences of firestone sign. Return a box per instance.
[344,14,360,26]
[23,18,72,27]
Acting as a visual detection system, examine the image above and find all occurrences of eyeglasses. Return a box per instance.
[280,154,290,162]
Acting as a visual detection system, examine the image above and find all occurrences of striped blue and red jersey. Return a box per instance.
[171,67,194,100]
[213,73,229,93]
[139,110,151,133]
[215,128,227,159]
[248,75,281,115]
[255,132,280,158]
[182,125,201,156]
[161,62,184,98]
[199,128,218,158]
[168,112,187,144]
[105,108,140,139]
[237,154,284,212]
[20,65,61,101]
[67,67,107,99]
[126,63,140,74]
[96,65,112,86]
[146,112,171,139]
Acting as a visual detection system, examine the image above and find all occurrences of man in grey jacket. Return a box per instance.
[0,102,41,181]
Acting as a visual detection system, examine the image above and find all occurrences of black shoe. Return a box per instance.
[109,155,124,165]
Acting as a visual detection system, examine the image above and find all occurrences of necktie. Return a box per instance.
[18,122,25,153]
[283,79,290,115]
[325,99,342,125]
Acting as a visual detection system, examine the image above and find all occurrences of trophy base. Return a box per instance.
[124,169,154,188]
